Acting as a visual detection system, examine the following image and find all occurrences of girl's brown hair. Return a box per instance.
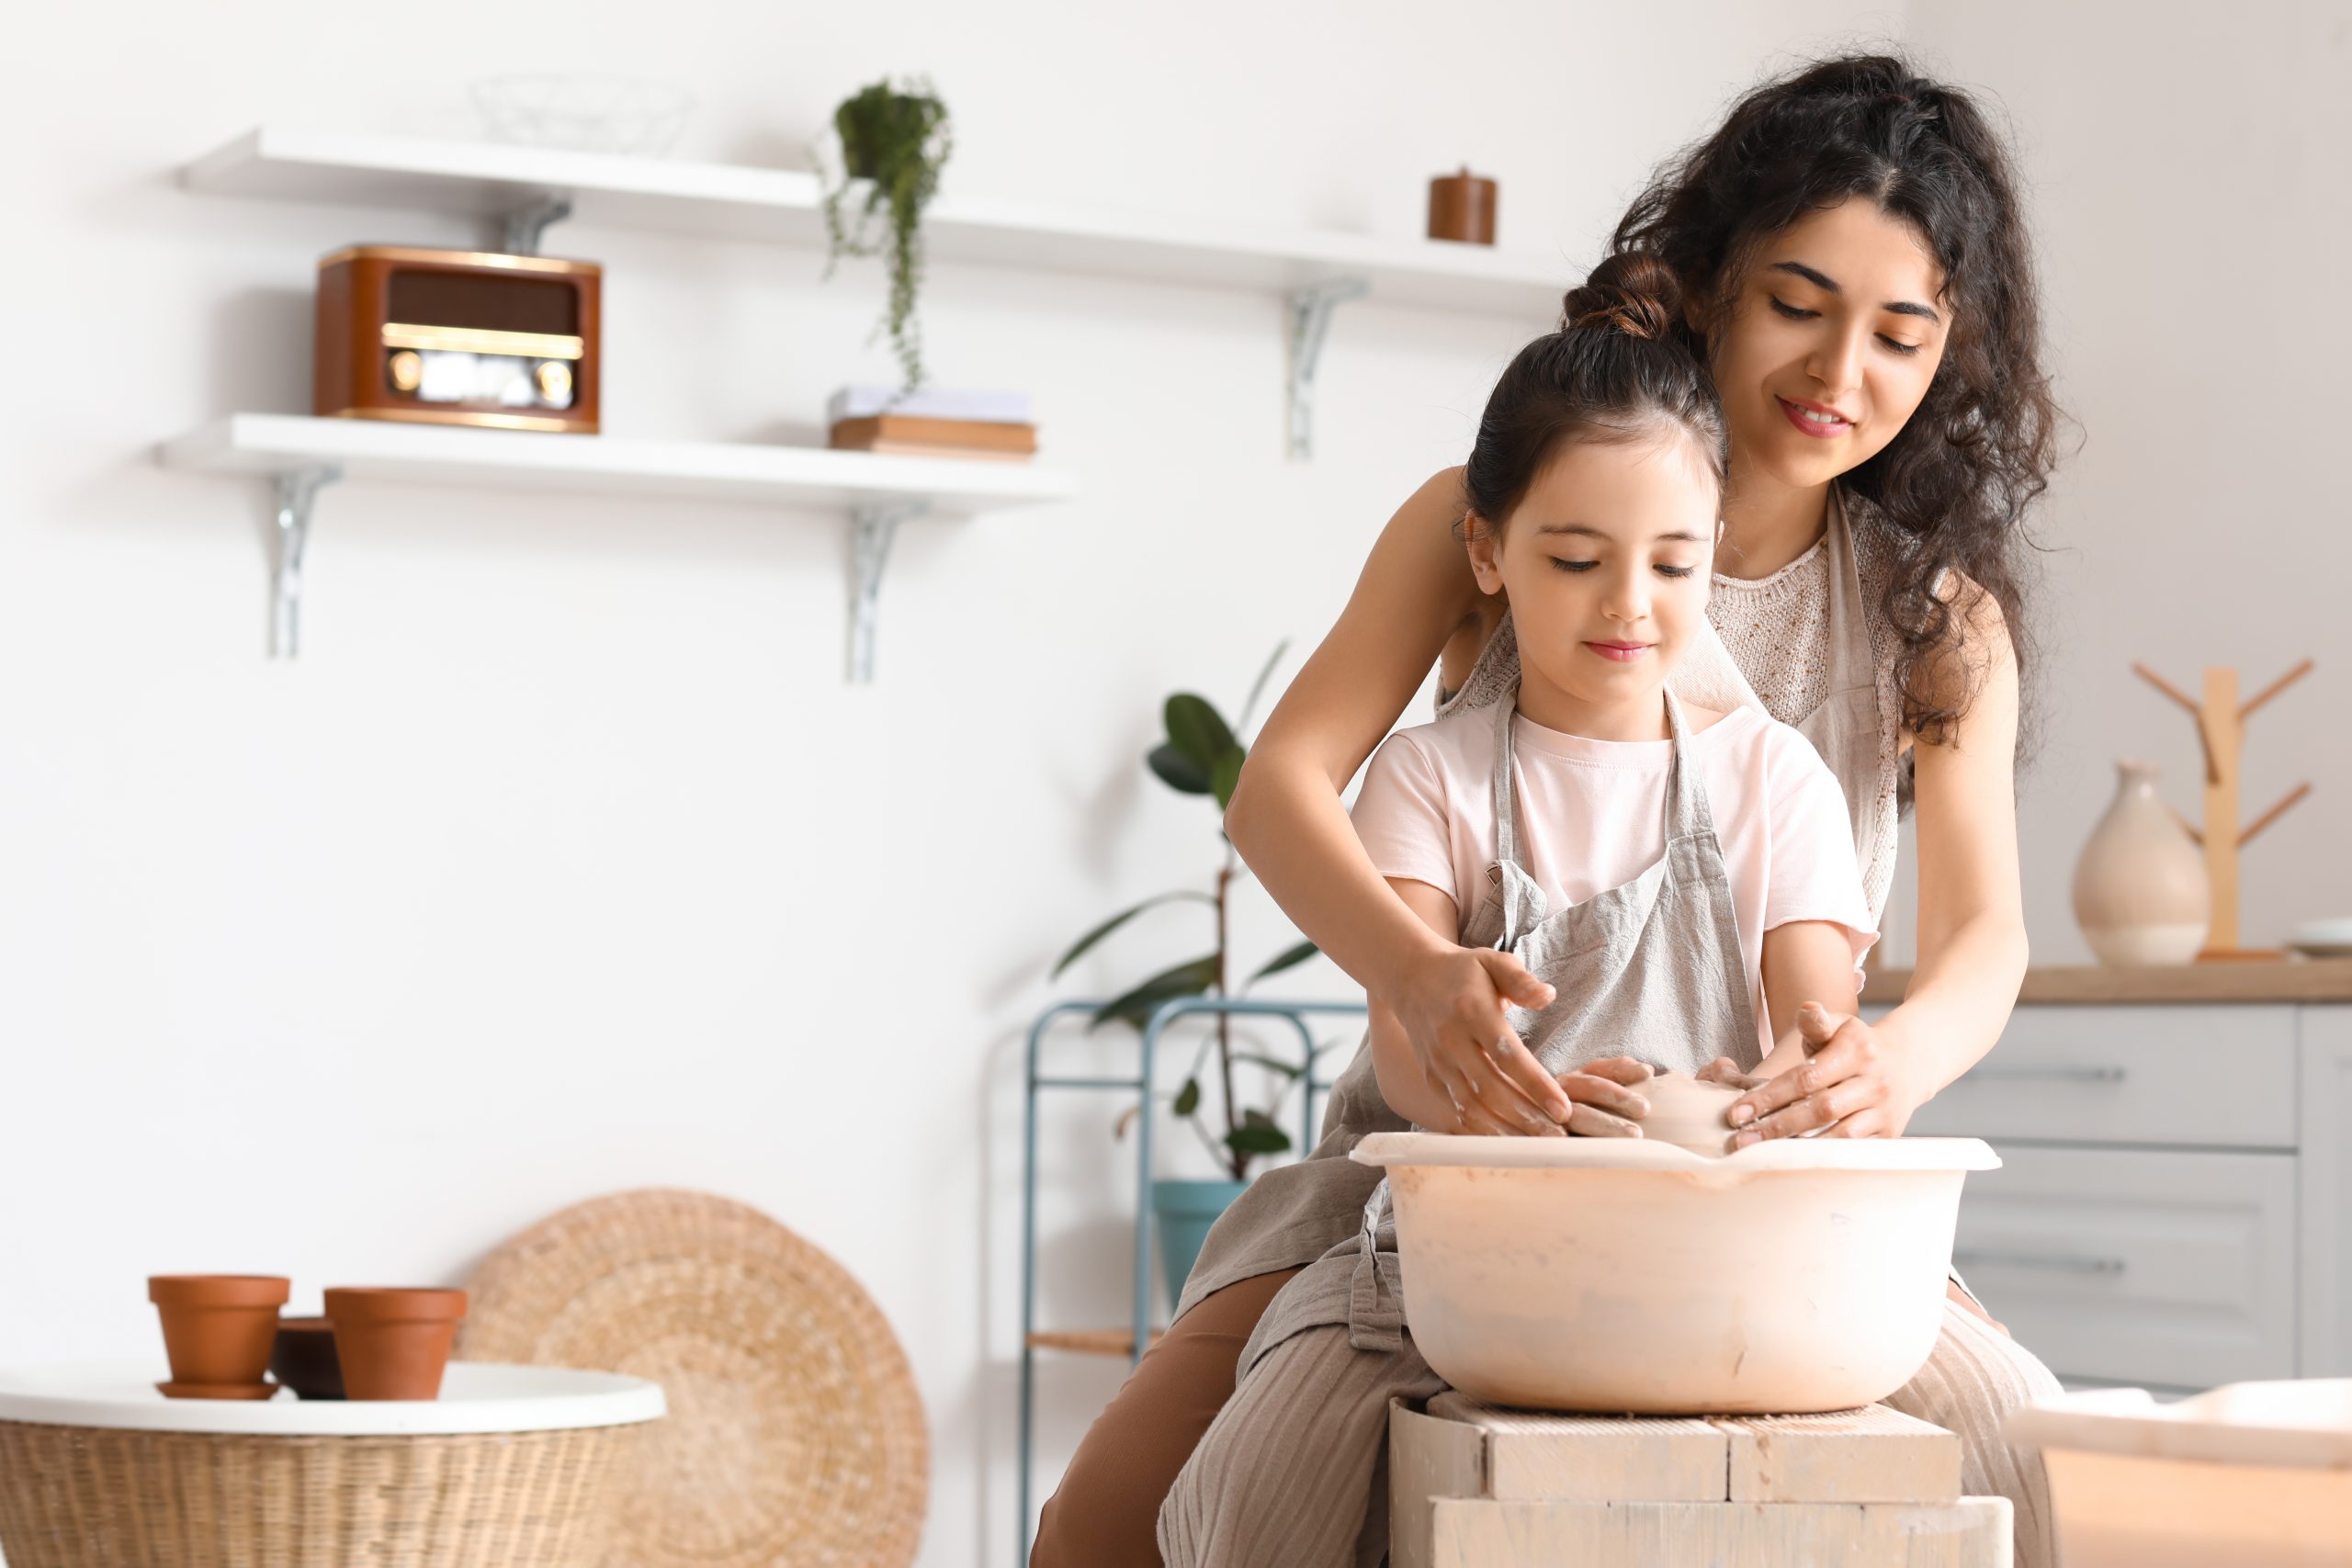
[1464,253,1727,534]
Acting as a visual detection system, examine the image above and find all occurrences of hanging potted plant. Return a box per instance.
[819,77,953,395]
[1053,646,1329,1308]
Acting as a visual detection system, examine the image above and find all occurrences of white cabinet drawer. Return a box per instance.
[1905,1005,2295,1148]
[1953,1145,2298,1389]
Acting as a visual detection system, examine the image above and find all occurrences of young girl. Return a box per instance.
[1153,260,1880,1567]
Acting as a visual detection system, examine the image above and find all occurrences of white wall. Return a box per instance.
[0,4,1919,1562]
[1889,0,2352,966]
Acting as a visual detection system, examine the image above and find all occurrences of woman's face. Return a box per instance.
[1708,198,1953,495]
[1466,434,1719,735]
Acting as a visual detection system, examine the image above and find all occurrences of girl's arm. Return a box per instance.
[1751,919,1865,1080]
[1730,589,2029,1141]
[1373,877,1654,1136]
[1226,468,1571,1130]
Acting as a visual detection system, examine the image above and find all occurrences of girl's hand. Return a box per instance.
[1556,1056,1655,1137]
[1727,1003,1919,1145]
[1396,943,1574,1136]
[1694,1056,1766,1092]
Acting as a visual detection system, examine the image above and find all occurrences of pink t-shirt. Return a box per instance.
[1351,704,1877,1057]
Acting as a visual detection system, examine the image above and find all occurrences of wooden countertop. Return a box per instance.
[1860,958,2352,1006]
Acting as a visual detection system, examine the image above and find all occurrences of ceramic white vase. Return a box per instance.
[2073,760,2210,966]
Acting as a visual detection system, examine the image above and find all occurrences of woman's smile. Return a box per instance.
[1776,394,1854,439]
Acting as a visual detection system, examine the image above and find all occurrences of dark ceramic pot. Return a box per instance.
[268,1316,346,1400]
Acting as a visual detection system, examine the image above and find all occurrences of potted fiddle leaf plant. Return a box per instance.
[1054,645,1329,1307]
[819,76,953,394]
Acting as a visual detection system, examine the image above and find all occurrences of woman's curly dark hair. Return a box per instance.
[1604,53,2062,753]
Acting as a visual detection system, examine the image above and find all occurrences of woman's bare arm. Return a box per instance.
[1367,879,1493,1131]
[1227,468,1571,1125]
[1226,467,1481,980]
[1871,589,2030,1102]
[1730,588,2028,1139]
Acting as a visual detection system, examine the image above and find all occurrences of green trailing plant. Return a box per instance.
[1053,645,1328,1181]
[820,77,953,393]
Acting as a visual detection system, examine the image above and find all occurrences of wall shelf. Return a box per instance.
[159,414,1078,677]
[181,129,1566,456]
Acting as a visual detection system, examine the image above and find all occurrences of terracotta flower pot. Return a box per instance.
[268,1316,346,1400]
[148,1275,288,1391]
[324,1287,467,1401]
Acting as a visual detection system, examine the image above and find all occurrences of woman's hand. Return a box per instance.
[1726,1003,1921,1145]
[1395,943,1574,1136]
[1555,1056,1655,1136]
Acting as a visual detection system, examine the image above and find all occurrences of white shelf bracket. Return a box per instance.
[501,194,574,256]
[848,500,927,683]
[1284,276,1369,461]
[270,465,340,660]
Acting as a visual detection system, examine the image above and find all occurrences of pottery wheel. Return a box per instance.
[458,1189,927,1568]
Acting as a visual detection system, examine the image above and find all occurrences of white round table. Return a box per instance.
[0,1359,665,1434]
[0,1360,665,1568]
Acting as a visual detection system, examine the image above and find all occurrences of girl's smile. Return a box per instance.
[1585,640,1655,662]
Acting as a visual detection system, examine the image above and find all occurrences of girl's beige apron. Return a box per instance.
[1179,686,1758,1361]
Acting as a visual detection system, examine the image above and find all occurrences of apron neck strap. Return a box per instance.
[1489,691,1526,873]
[1660,686,1714,841]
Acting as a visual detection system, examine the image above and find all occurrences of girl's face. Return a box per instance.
[1466,433,1719,739]
[1707,198,1952,496]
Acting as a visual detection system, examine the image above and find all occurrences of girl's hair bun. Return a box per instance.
[1559,252,1684,341]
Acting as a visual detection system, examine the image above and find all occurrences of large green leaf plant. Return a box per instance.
[1053,646,1328,1181]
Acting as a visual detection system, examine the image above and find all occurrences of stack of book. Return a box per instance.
[825,386,1037,462]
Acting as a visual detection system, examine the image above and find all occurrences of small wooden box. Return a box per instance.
[1391,1393,2009,1568]
[313,245,601,434]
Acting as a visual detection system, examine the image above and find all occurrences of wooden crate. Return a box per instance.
[1391,1393,2010,1568]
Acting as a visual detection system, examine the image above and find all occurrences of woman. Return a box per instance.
[1035,52,2064,1568]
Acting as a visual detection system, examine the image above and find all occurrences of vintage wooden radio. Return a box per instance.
[313,246,601,434]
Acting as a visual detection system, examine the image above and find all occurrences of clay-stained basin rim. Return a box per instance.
[1352,1132,1999,1173]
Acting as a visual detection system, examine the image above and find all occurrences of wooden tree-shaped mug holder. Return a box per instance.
[2131,660,2313,959]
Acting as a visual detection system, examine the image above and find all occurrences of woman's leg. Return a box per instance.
[1882,1296,2064,1568]
[1159,1325,1448,1568]
[1030,1267,1301,1568]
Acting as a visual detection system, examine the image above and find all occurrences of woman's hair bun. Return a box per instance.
[1559,252,1684,342]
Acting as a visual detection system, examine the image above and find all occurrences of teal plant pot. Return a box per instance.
[1150,1178,1249,1314]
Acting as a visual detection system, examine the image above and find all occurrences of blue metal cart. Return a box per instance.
[1016,994,1366,1565]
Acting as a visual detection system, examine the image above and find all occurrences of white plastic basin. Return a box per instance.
[2006,1380,2352,1567]
[1351,1132,1998,1414]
